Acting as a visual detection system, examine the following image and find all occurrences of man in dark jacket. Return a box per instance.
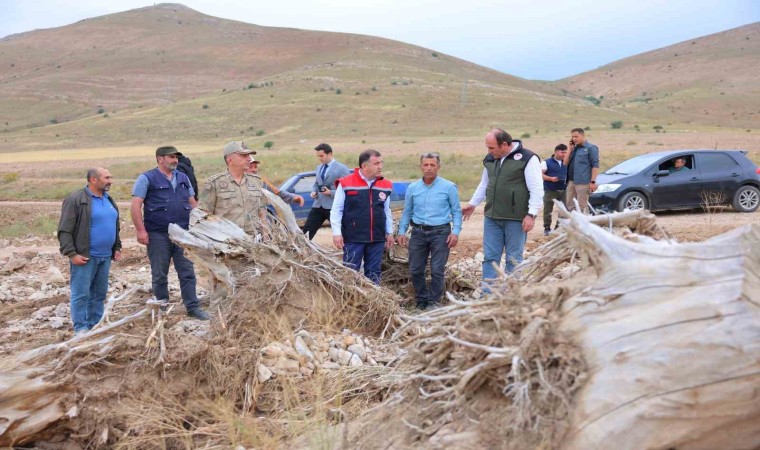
[58,167,122,334]
[131,146,209,321]
[177,154,199,201]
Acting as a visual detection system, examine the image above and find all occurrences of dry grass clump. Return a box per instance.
[347,277,586,449]
[0,199,403,448]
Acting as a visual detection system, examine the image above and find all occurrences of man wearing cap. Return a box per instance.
[245,157,305,206]
[302,143,351,240]
[131,146,209,321]
[197,141,267,234]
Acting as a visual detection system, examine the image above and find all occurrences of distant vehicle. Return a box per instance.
[278,171,411,225]
[589,150,760,213]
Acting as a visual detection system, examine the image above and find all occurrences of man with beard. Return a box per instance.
[131,146,209,320]
[58,168,122,334]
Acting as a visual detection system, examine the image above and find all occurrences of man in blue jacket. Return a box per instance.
[58,167,122,334]
[541,144,568,235]
[131,146,208,320]
[302,143,351,240]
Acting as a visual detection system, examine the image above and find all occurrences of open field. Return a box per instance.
[1,130,758,202]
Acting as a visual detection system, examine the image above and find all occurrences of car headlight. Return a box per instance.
[595,183,621,193]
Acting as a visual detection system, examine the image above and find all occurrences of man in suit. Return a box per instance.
[302,143,351,240]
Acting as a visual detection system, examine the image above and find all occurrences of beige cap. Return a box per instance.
[250,156,262,164]
[223,141,256,157]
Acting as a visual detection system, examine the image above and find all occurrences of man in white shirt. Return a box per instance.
[462,129,544,288]
[330,149,395,284]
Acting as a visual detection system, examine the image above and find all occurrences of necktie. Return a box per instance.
[497,158,503,170]
[320,164,328,180]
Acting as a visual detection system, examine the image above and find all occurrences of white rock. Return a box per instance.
[257,364,273,382]
[367,356,378,366]
[347,344,366,361]
[139,266,148,273]
[338,349,353,366]
[49,317,67,329]
[299,367,313,377]
[295,330,316,347]
[274,357,300,373]
[349,354,363,367]
[321,361,341,370]
[260,344,284,359]
[29,292,46,301]
[328,347,341,362]
[294,336,314,360]
[54,303,69,317]
[43,266,66,285]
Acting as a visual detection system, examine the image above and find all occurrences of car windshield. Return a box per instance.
[604,154,664,175]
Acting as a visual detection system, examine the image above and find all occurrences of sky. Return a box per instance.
[0,0,757,80]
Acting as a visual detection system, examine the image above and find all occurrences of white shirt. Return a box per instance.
[468,142,544,216]
[330,171,394,236]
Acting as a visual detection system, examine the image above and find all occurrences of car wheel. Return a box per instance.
[731,185,760,213]
[617,191,648,212]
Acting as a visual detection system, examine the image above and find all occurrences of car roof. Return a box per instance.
[642,149,748,157]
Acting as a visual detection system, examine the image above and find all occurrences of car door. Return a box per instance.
[696,153,742,205]
[650,154,702,209]
[279,172,316,224]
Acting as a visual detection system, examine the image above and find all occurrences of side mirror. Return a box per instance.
[654,170,670,178]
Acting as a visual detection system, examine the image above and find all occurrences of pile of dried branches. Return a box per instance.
[0,192,403,448]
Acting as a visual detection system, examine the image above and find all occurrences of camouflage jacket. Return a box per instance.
[198,170,266,233]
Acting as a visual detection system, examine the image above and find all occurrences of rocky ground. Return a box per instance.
[0,201,757,353]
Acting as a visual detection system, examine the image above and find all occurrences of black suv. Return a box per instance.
[589,150,760,213]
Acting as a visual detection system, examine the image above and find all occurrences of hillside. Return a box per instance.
[0,3,628,151]
[556,23,760,128]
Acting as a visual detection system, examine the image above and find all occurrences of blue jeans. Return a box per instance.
[343,241,385,284]
[70,256,112,332]
[147,231,199,310]
[483,217,526,283]
[408,225,451,306]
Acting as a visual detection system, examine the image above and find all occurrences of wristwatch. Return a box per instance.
[527,213,536,218]
[590,180,597,184]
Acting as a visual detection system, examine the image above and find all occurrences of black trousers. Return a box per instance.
[302,206,331,240]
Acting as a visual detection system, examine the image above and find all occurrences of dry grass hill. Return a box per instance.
[0,3,635,151]
[556,22,760,128]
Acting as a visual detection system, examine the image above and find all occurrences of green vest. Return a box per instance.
[484,147,537,220]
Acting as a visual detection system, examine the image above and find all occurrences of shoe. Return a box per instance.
[425,302,441,311]
[415,301,428,310]
[543,229,551,236]
[187,307,210,321]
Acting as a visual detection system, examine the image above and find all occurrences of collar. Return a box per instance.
[85,186,106,199]
[501,142,521,161]
[357,169,380,184]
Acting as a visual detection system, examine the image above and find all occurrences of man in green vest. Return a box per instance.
[462,129,544,289]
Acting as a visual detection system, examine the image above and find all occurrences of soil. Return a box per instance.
[0,200,755,351]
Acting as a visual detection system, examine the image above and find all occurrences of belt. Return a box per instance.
[410,221,450,231]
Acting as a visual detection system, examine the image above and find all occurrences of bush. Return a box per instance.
[2,172,19,183]
[202,104,209,109]
[520,133,531,139]
[97,108,105,114]
[256,130,265,136]
[391,81,397,85]
[432,52,439,57]
[584,95,601,106]
[610,120,623,129]
[263,141,274,149]
[627,140,637,146]
[336,89,342,94]
[584,126,590,131]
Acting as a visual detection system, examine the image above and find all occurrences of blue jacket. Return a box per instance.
[142,168,193,233]
[567,142,600,184]
[337,169,393,243]
[544,157,567,191]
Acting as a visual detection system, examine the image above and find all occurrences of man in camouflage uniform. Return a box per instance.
[198,141,267,234]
